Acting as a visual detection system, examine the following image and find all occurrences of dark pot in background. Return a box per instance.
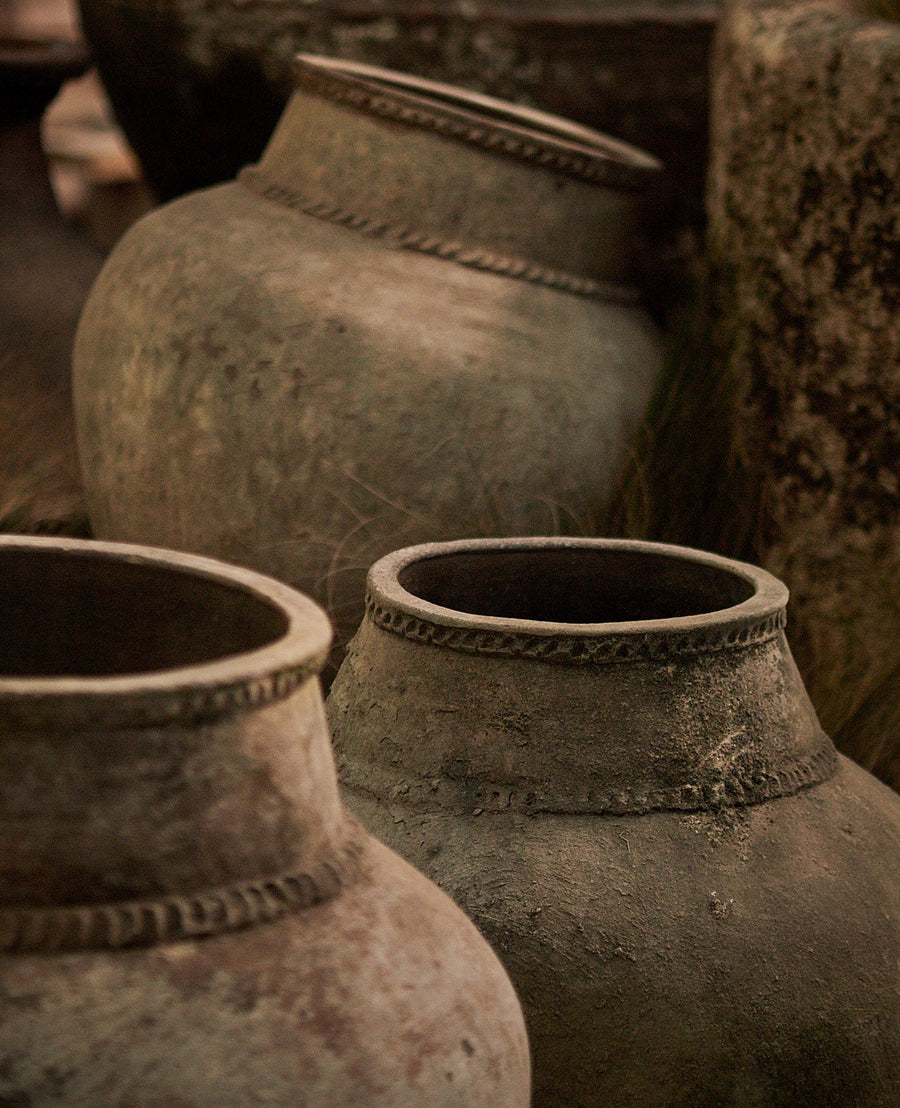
[73,56,663,680]
[328,536,900,1107]
[73,0,715,238]
[0,536,531,1107]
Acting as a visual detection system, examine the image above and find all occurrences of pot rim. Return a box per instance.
[365,537,789,662]
[293,52,662,189]
[0,535,331,729]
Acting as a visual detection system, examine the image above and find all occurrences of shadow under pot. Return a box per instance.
[327,536,900,1108]
[0,536,530,1107]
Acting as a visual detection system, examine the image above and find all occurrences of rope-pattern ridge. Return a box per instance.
[340,739,838,817]
[0,661,322,732]
[169,663,319,719]
[0,834,366,954]
[295,65,652,191]
[238,166,639,306]
[365,596,788,665]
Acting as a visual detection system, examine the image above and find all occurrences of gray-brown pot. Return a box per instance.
[72,55,663,679]
[0,536,530,1107]
[327,536,900,1107]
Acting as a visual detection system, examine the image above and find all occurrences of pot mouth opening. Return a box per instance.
[396,544,757,623]
[293,53,662,187]
[0,537,331,725]
[370,539,787,655]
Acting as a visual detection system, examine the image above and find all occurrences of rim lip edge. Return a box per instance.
[365,537,788,641]
[292,52,663,182]
[0,535,331,719]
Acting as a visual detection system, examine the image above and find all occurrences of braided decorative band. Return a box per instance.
[0,833,366,954]
[238,166,639,305]
[340,739,838,817]
[294,61,655,191]
[0,659,324,733]
[365,595,788,665]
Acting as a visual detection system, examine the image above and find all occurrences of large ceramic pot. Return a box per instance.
[73,55,663,678]
[327,536,900,1107]
[0,535,531,1107]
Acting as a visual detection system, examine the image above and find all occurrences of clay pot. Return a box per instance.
[707,0,900,789]
[327,536,900,1107]
[73,55,663,678]
[0,535,530,1107]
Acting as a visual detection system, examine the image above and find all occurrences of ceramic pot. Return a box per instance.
[0,535,530,1107]
[73,55,663,678]
[327,536,900,1107]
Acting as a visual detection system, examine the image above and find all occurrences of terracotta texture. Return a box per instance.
[706,0,900,781]
[328,537,900,1107]
[0,536,530,1107]
[73,56,663,676]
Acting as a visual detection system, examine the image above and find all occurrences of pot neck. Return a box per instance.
[332,539,838,816]
[244,55,661,296]
[0,677,363,955]
[0,537,362,954]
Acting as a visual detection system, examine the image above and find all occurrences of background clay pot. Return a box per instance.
[0,535,530,1107]
[73,55,663,679]
[72,0,714,226]
[327,537,900,1107]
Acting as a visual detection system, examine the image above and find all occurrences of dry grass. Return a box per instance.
[832,654,900,787]
[602,249,763,564]
[0,356,90,537]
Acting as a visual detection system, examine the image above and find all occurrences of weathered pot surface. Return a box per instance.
[0,535,531,1107]
[73,56,663,680]
[328,536,900,1107]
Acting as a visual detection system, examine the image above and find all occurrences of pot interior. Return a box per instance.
[0,547,289,677]
[397,546,757,625]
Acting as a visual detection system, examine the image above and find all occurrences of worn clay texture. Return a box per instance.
[706,0,900,768]
[73,66,662,677]
[0,536,531,1107]
[328,538,900,1107]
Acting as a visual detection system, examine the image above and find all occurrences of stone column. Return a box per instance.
[707,0,900,785]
